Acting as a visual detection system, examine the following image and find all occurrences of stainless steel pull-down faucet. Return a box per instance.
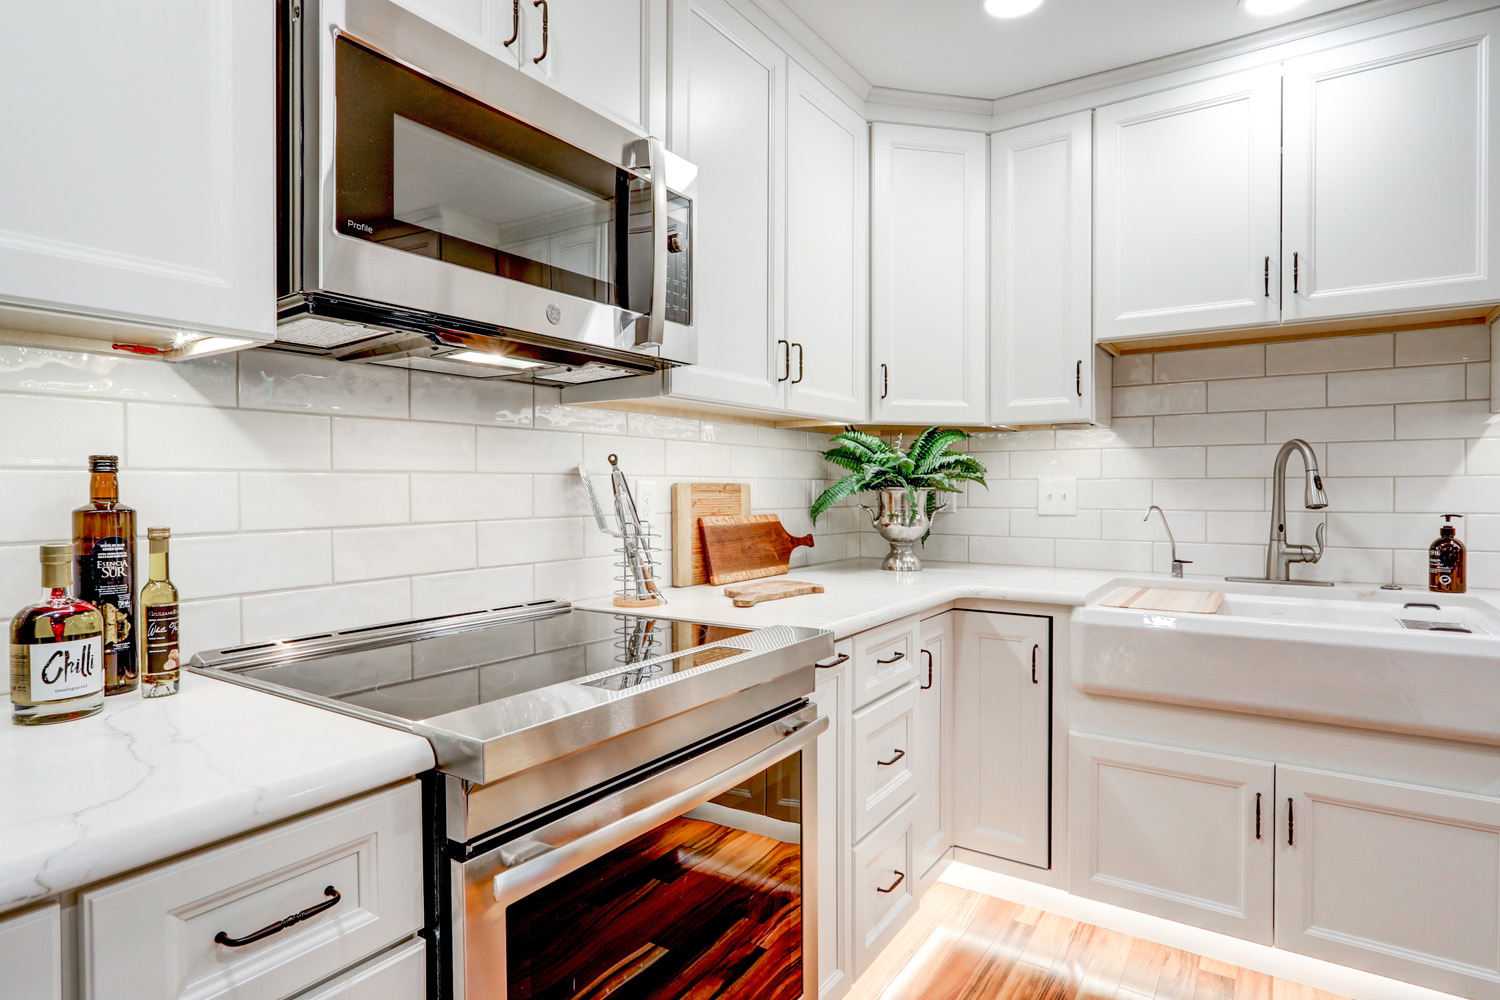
[1227,438,1332,586]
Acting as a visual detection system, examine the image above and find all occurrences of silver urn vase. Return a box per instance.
[860,487,946,572]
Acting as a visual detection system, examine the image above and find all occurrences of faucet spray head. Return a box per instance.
[1305,469,1328,510]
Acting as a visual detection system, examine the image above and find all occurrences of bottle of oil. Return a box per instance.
[140,527,180,698]
[72,456,137,694]
[10,543,104,725]
[1429,514,1466,594]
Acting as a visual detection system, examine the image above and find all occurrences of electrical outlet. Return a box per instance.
[1038,477,1077,516]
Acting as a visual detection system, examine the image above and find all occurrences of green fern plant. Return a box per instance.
[810,427,988,535]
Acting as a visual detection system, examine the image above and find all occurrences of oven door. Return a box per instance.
[294,0,691,358]
[454,703,824,1000]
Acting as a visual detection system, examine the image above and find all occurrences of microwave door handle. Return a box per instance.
[635,135,668,347]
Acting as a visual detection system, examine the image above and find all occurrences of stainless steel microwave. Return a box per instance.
[274,0,696,383]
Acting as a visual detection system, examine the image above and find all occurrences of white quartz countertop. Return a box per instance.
[577,559,1122,638]
[0,672,433,914]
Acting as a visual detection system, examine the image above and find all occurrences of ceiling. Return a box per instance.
[779,0,1378,101]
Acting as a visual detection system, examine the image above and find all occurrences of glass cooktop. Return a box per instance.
[210,609,751,723]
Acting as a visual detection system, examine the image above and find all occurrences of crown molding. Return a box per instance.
[740,0,874,100]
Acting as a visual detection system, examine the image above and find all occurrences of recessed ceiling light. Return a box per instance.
[1239,0,1308,15]
[983,0,1045,19]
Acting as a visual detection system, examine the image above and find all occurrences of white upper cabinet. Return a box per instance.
[785,63,869,423]
[0,0,274,346]
[990,112,1096,426]
[394,0,663,133]
[665,0,786,410]
[1094,67,1282,341]
[871,124,988,425]
[1282,8,1500,322]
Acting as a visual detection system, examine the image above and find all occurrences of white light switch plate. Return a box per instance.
[1038,477,1077,516]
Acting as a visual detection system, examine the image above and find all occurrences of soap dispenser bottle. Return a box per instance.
[1429,514,1466,593]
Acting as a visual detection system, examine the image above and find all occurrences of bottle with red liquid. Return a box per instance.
[9,543,105,725]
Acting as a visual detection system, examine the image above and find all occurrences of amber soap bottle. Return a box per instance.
[73,455,138,694]
[1429,514,1466,594]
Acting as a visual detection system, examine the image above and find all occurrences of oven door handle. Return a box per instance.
[489,708,827,904]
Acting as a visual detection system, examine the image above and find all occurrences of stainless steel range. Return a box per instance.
[192,600,832,1000]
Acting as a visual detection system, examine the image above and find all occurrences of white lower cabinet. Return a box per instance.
[1068,734,1274,943]
[1275,765,1500,999]
[0,902,61,1000]
[813,640,852,1000]
[79,783,423,1000]
[952,610,1051,868]
[912,614,953,882]
[299,939,427,1000]
[851,797,917,976]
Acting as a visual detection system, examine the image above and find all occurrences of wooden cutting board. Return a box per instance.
[671,482,751,587]
[723,580,825,607]
[700,514,815,585]
[1100,587,1224,614]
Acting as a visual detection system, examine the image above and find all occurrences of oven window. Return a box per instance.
[505,753,803,1000]
[334,36,647,310]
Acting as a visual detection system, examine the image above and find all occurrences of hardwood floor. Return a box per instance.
[846,883,1351,1000]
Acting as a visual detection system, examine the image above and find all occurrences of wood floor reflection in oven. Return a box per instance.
[505,817,802,1000]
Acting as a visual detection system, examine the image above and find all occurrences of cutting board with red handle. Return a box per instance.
[700,514,814,585]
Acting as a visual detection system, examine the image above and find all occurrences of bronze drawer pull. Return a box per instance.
[876,748,906,767]
[920,649,933,690]
[532,0,549,63]
[502,0,519,46]
[816,652,850,669]
[876,871,906,894]
[214,885,341,948]
[876,650,905,665]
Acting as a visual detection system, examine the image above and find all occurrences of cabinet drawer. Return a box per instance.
[851,616,920,709]
[0,902,61,1000]
[852,684,918,842]
[80,782,422,1000]
[298,938,425,1000]
[851,797,917,976]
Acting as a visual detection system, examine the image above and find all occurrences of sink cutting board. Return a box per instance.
[723,580,825,607]
[1101,587,1224,614]
[671,482,751,587]
[700,514,814,585]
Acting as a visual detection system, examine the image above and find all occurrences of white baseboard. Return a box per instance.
[939,862,1462,1000]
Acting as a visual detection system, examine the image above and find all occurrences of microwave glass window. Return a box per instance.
[334,36,641,311]
[505,753,803,1000]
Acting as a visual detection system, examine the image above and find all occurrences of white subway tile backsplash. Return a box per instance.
[0,470,87,542]
[1101,447,1205,480]
[1112,354,1153,386]
[241,580,412,642]
[583,435,665,477]
[1113,382,1206,417]
[1154,411,1264,447]
[1207,374,1325,412]
[1394,326,1490,367]
[730,446,783,479]
[535,474,599,518]
[1009,449,1101,480]
[1327,365,1466,406]
[239,350,408,418]
[409,371,531,426]
[0,393,124,467]
[1055,417,1153,450]
[333,522,475,582]
[1078,479,1153,510]
[969,536,1054,567]
[1395,401,1500,440]
[968,477,1035,509]
[241,472,407,530]
[129,403,327,470]
[628,412,700,440]
[1153,478,1265,511]
[410,473,531,522]
[1317,477,1394,512]
[1468,362,1491,400]
[1265,334,1392,375]
[1328,439,1465,477]
[533,402,628,433]
[477,427,581,474]
[1327,513,1436,550]
[1104,509,1205,542]
[411,566,533,618]
[0,347,237,406]
[478,518,583,566]
[700,421,762,446]
[1395,476,1500,513]
[933,508,1008,536]
[1056,539,1152,571]
[179,597,242,653]
[121,471,241,536]
[968,430,1055,451]
[333,416,474,471]
[1467,514,1500,550]
[0,543,35,614]
[1165,542,1264,578]
[534,556,616,600]
[174,530,333,599]
[1466,438,1500,475]
[1011,509,1101,539]
[1266,405,1393,443]
[1153,345,1263,382]
[1297,546,1393,585]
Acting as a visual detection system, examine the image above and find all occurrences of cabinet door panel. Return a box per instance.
[1094,68,1281,340]
[785,63,868,422]
[811,642,851,1000]
[850,799,916,977]
[852,685,919,842]
[1069,735,1273,943]
[871,125,987,423]
[1283,9,1500,320]
[1276,765,1500,998]
[0,903,61,1000]
[666,0,785,409]
[0,0,273,339]
[913,614,952,881]
[953,611,1049,868]
[991,112,1094,425]
[523,0,660,133]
